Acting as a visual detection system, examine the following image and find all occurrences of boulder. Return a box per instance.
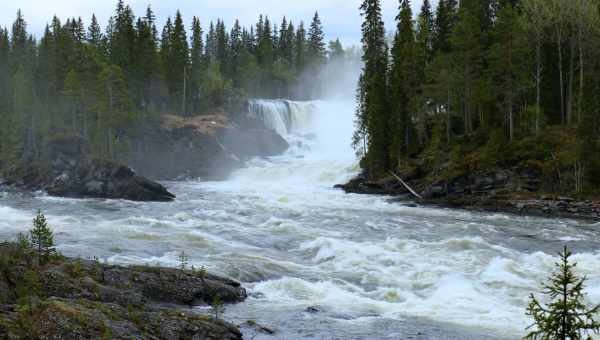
[46,159,175,202]
[219,127,289,158]
[3,134,175,202]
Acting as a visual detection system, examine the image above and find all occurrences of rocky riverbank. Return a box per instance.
[336,171,600,221]
[0,242,246,339]
[1,135,175,202]
[0,105,290,201]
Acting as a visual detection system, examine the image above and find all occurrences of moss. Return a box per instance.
[65,258,86,279]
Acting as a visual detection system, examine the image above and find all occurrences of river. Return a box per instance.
[1,99,599,339]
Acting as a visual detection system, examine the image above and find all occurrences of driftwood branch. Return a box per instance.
[389,172,423,199]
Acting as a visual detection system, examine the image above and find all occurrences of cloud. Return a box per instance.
[0,0,431,48]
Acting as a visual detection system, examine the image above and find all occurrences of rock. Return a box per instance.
[0,297,243,340]
[219,127,289,158]
[0,243,245,340]
[2,134,175,202]
[335,173,408,196]
[305,306,321,313]
[46,159,175,202]
[240,320,276,335]
[125,114,288,181]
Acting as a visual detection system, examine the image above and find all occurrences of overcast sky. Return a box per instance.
[0,0,434,47]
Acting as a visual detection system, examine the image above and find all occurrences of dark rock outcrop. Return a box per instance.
[126,114,288,181]
[0,243,245,340]
[334,173,409,196]
[219,127,288,159]
[46,159,175,202]
[337,168,600,220]
[2,135,175,202]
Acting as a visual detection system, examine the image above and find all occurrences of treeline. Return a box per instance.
[0,1,353,165]
[355,0,600,195]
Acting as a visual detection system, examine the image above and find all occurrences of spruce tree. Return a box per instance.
[190,17,205,113]
[433,0,457,54]
[307,12,326,66]
[294,22,307,74]
[109,0,136,76]
[526,246,600,340]
[390,0,418,164]
[354,0,390,177]
[87,14,103,50]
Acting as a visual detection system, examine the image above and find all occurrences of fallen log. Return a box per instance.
[389,172,423,199]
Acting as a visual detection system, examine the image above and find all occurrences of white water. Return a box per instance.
[1,100,600,339]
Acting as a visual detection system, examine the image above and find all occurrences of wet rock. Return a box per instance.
[305,306,321,314]
[3,134,175,202]
[0,243,245,340]
[125,113,289,181]
[335,174,408,196]
[46,159,175,202]
[240,320,276,335]
[219,127,289,158]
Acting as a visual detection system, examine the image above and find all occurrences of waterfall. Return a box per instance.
[248,99,317,136]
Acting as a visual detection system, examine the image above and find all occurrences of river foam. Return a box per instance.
[1,99,599,339]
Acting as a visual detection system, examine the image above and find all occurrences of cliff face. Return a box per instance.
[124,113,288,181]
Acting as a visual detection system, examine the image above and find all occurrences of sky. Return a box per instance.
[0,0,434,48]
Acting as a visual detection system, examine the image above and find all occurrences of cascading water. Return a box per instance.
[247,99,318,136]
[0,99,599,339]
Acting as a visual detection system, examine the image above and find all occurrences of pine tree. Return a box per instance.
[526,246,600,340]
[29,211,55,265]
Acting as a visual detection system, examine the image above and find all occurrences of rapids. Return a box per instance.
[1,99,600,339]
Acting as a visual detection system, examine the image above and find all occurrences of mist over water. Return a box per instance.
[1,74,600,338]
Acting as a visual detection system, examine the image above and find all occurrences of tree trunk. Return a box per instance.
[557,28,565,124]
[535,32,542,136]
[182,66,187,116]
[577,3,584,125]
[567,39,575,125]
[447,87,451,144]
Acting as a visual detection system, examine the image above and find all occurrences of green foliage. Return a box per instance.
[67,258,86,279]
[0,4,353,173]
[352,0,600,197]
[212,295,225,320]
[29,211,55,266]
[178,250,189,272]
[16,269,42,318]
[525,246,600,340]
